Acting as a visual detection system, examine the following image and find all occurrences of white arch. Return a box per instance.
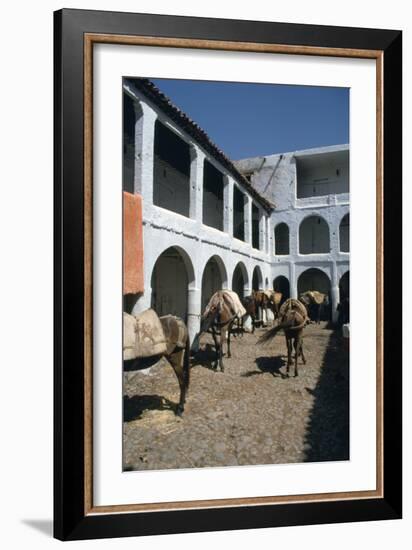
[153,244,196,288]
[201,254,228,289]
[232,261,249,285]
[299,215,330,254]
[231,261,250,299]
[297,267,331,296]
[251,265,264,291]
[274,222,290,255]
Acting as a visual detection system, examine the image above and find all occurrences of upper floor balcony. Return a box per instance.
[295,145,349,208]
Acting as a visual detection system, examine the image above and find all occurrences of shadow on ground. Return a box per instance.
[191,343,219,371]
[303,330,349,462]
[124,394,176,421]
[242,355,286,378]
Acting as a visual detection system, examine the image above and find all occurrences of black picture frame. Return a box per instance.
[54,8,402,541]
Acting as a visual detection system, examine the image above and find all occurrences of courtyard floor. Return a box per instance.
[123,322,349,471]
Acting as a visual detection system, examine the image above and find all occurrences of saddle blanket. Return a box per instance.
[123,309,167,360]
[160,315,187,354]
[279,298,308,321]
[305,290,325,305]
[222,290,247,318]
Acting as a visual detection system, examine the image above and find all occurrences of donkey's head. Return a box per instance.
[200,302,221,332]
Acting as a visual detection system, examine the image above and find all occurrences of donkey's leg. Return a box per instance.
[219,327,226,372]
[227,322,233,359]
[299,336,306,365]
[211,326,219,370]
[232,318,238,338]
[286,335,292,377]
[293,337,299,377]
[167,349,187,416]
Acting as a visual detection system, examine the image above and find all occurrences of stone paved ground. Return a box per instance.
[123,322,349,471]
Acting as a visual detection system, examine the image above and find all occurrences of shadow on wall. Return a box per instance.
[303,330,349,462]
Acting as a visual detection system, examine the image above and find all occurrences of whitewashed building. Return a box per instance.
[123,79,274,343]
[234,145,350,322]
[123,78,349,341]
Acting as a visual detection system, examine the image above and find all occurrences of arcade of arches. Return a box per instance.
[142,247,348,341]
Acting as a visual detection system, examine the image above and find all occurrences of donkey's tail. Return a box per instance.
[258,318,306,344]
[257,324,284,344]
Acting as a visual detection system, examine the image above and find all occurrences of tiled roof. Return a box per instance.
[126,78,274,213]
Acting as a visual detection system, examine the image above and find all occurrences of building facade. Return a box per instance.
[123,79,349,342]
[234,144,350,322]
[123,79,274,344]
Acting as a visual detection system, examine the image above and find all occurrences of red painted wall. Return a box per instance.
[123,192,144,294]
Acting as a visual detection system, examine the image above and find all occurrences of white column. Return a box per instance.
[290,263,298,299]
[330,215,340,255]
[290,217,299,256]
[223,176,234,236]
[259,211,265,252]
[187,287,202,347]
[266,215,271,255]
[190,145,205,222]
[245,195,252,245]
[331,262,340,323]
[271,215,276,255]
[134,103,157,209]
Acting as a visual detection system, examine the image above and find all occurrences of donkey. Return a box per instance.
[258,299,308,377]
[240,295,257,333]
[265,290,283,319]
[252,290,272,327]
[299,291,329,324]
[124,311,190,416]
[193,290,245,372]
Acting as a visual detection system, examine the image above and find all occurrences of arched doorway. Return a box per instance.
[338,271,350,325]
[151,246,194,321]
[232,262,248,299]
[201,255,227,311]
[274,223,290,255]
[252,265,263,291]
[339,214,350,252]
[298,268,331,320]
[299,216,330,254]
[339,271,350,301]
[298,268,331,295]
[273,275,290,302]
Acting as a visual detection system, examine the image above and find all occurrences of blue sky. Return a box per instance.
[151,78,349,160]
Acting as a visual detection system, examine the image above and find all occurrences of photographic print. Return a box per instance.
[54,9,402,539]
[122,77,350,472]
